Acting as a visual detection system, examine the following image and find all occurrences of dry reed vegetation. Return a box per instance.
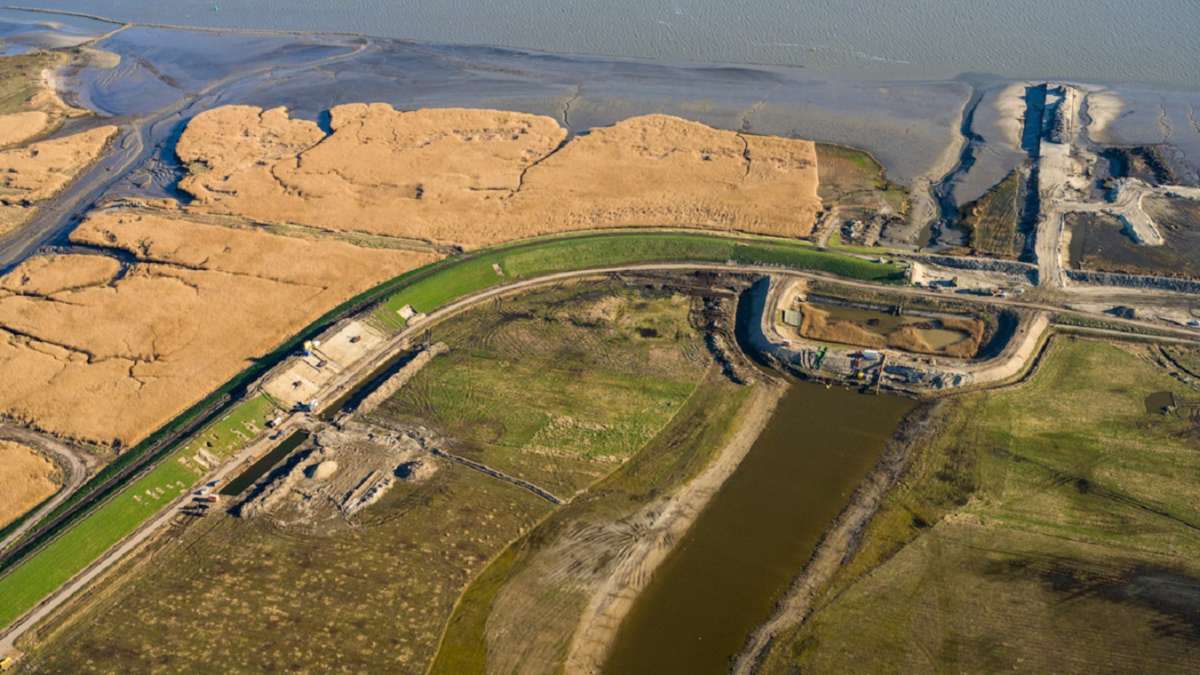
[0,209,435,448]
[177,104,821,247]
[0,440,60,528]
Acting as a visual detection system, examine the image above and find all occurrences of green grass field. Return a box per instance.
[1,229,895,637]
[0,396,275,629]
[373,282,711,497]
[760,339,1200,673]
[372,232,904,331]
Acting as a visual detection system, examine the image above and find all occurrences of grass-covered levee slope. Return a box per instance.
[760,338,1200,673]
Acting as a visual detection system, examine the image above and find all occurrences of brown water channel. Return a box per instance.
[603,381,915,674]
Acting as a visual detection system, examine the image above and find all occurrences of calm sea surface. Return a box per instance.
[32,0,1200,87]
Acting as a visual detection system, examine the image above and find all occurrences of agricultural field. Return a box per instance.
[758,338,1200,673]
[0,395,276,630]
[21,279,724,673]
[962,170,1022,258]
[22,462,550,673]
[371,231,905,331]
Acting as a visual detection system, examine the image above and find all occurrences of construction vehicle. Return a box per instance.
[1,656,16,671]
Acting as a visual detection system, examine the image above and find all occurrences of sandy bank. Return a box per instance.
[177,104,821,247]
[993,82,1030,152]
[1085,89,1124,142]
[564,380,787,673]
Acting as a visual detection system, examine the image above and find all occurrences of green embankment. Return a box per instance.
[963,170,1021,258]
[0,396,275,629]
[373,232,903,330]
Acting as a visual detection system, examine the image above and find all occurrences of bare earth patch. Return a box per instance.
[0,209,437,448]
[177,104,821,247]
[0,439,60,528]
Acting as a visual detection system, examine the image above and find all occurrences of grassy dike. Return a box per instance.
[0,230,900,634]
[0,396,275,629]
[372,231,904,330]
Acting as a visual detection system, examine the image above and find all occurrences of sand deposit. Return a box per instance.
[177,104,821,247]
[0,439,60,528]
[0,209,436,447]
[795,303,984,359]
[0,125,118,235]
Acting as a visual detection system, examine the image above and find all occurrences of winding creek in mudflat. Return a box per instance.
[604,381,915,674]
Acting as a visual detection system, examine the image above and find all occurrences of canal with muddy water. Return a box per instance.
[603,379,915,674]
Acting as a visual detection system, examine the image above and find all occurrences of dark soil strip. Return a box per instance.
[431,447,563,505]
